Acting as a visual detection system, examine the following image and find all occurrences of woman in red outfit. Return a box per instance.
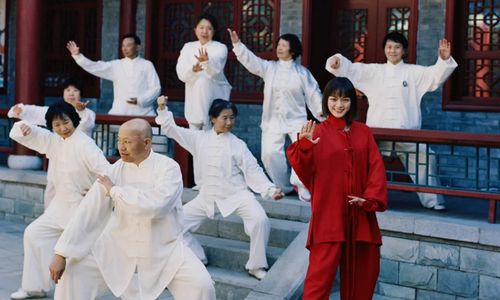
[287,77,388,300]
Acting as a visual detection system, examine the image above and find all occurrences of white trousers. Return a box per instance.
[378,141,445,208]
[21,213,63,293]
[183,195,270,270]
[54,244,215,300]
[43,180,56,209]
[188,123,206,188]
[261,129,304,194]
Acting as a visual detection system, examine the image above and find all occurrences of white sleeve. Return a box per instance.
[137,62,162,109]
[72,54,115,81]
[82,142,110,175]
[325,54,379,94]
[76,108,96,136]
[236,143,277,199]
[232,42,273,79]
[414,56,458,92]
[176,44,198,83]
[8,104,48,126]
[9,121,55,157]
[155,108,202,157]
[199,44,229,79]
[303,69,325,121]
[110,161,183,219]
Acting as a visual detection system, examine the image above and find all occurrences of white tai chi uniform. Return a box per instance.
[9,122,109,295]
[53,151,215,300]
[233,41,324,194]
[326,54,458,208]
[156,108,277,270]
[8,104,96,209]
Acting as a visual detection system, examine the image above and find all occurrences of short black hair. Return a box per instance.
[45,101,81,130]
[208,99,238,119]
[382,31,408,51]
[62,77,83,95]
[277,34,302,60]
[322,77,358,124]
[196,13,220,42]
[122,33,141,46]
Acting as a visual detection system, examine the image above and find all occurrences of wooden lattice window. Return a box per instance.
[150,0,280,104]
[0,0,9,95]
[444,0,500,111]
[44,0,102,98]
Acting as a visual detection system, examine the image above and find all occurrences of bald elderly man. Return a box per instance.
[49,119,215,300]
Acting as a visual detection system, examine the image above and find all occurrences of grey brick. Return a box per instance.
[417,290,455,300]
[0,211,5,220]
[379,259,398,284]
[417,242,460,269]
[33,203,44,216]
[23,186,44,203]
[378,282,415,300]
[14,201,33,217]
[479,275,500,300]
[24,217,35,224]
[2,183,22,199]
[0,197,15,214]
[380,236,419,263]
[437,269,478,298]
[414,219,479,243]
[399,263,437,290]
[5,213,25,224]
[479,228,500,247]
[460,247,500,277]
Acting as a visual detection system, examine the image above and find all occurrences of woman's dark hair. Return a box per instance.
[122,33,141,45]
[382,31,408,51]
[196,13,221,42]
[62,77,83,95]
[277,34,302,60]
[45,101,81,130]
[209,99,238,119]
[321,77,358,124]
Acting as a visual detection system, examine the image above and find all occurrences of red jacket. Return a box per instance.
[287,116,387,248]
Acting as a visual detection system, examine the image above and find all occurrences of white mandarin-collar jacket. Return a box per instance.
[72,54,161,116]
[8,104,96,137]
[54,151,185,300]
[326,54,458,130]
[9,121,110,227]
[156,108,277,218]
[232,42,324,134]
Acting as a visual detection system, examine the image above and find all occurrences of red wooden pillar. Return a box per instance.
[118,0,138,58]
[12,0,45,157]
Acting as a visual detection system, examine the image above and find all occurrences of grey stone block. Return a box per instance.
[5,213,24,224]
[417,242,459,269]
[479,275,500,300]
[14,201,33,217]
[460,247,500,277]
[378,282,415,300]
[417,290,455,300]
[377,213,414,233]
[23,186,44,203]
[24,217,35,224]
[193,216,219,237]
[437,269,478,298]
[2,183,22,200]
[0,211,5,220]
[0,197,15,214]
[399,263,437,290]
[379,259,399,284]
[414,219,479,243]
[479,228,500,247]
[380,236,419,263]
[33,203,44,216]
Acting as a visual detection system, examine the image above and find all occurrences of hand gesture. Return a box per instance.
[348,195,366,207]
[66,41,80,56]
[195,48,209,63]
[299,120,320,144]
[97,174,115,196]
[19,123,32,136]
[330,56,340,69]
[126,98,138,105]
[157,95,168,111]
[12,104,23,117]
[227,29,240,44]
[49,254,66,284]
[192,62,203,72]
[272,189,285,200]
[73,100,90,112]
[438,39,451,60]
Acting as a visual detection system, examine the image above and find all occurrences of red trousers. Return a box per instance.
[303,242,380,300]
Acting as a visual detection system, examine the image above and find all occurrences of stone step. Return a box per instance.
[195,234,285,272]
[208,266,259,300]
[194,214,308,248]
[329,292,404,300]
[182,188,312,222]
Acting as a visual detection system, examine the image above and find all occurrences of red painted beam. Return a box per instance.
[118,0,138,58]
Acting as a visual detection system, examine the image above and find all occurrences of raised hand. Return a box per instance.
[157,95,168,111]
[12,104,23,117]
[19,123,32,136]
[66,41,80,56]
[438,39,451,60]
[73,100,90,112]
[195,48,209,63]
[49,254,66,284]
[272,189,285,200]
[192,62,203,72]
[330,56,340,69]
[97,174,115,197]
[348,195,366,207]
[227,28,240,44]
[298,120,320,144]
